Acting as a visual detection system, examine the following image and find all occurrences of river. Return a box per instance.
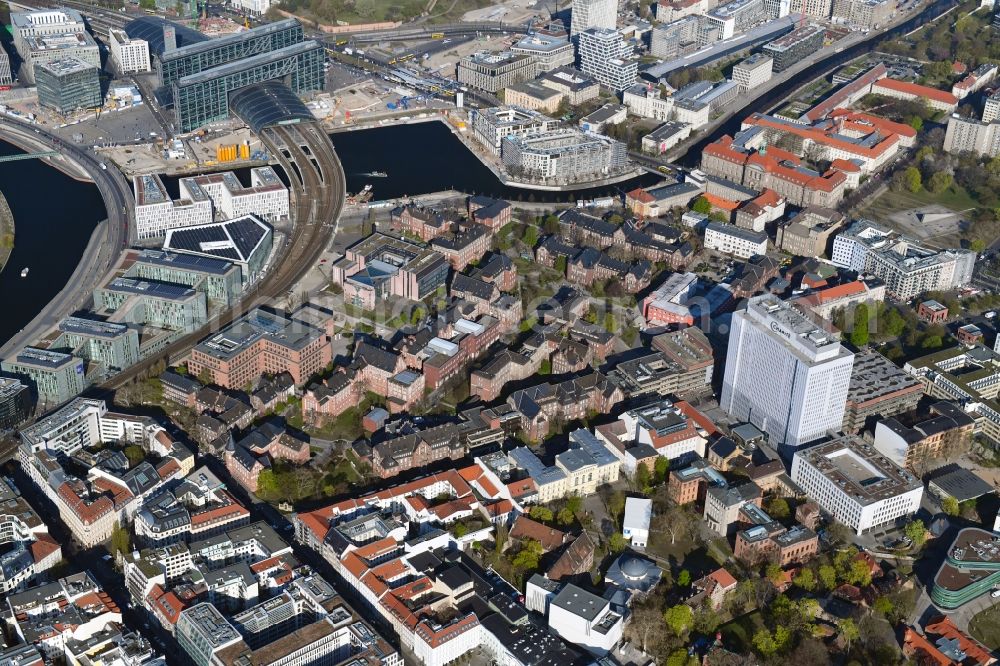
[0,142,106,347]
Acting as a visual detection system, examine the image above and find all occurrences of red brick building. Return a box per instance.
[468,196,512,232]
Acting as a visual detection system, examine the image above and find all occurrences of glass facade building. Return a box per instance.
[172,40,323,132]
[158,18,305,87]
[35,57,101,113]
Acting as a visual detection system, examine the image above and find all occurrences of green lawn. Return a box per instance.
[969,605,1000,650]
[862,185,979,217]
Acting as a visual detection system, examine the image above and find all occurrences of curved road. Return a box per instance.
[0,118,133,358]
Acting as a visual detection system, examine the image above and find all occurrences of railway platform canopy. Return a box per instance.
[229,80,314,133]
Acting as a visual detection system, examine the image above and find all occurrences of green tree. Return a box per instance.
[538,359,551,375]
[123,445,145,468]
[609,532,627,553]
[523,225,538,248]
[766,497,791,520]
[921,335,944,350]
[753,629,779,657]
[766,563,784,585]
[904,166,922,193]
[907,115,924,131]
[554,255,567,275]
[139,0,155,8]
[529,506,553,522]
[110,522,130,558]
[634,464,651,491]
[942,495,960,516]
[928,171,953,194]
[512,538,543,570]
[846,559,873,587]
[677,569,691,587]
[663,604,694,637]
[565,496,583,515]
[905,519,927,548]
[872,596,894,617]
[850,303,870,347]
[971,239,988,253]
[603,311,618,334]
[654,456,670,484]
[557,507,575,525]
[838,618,859,650]
[818,564,837,590]
[453,523,469,538]
[691,196,712,214]
[793,567,816,591]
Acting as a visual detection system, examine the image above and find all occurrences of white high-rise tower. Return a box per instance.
[721,294,855,453]
[571,0,617,38]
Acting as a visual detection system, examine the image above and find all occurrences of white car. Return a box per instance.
[992,589,1000,598]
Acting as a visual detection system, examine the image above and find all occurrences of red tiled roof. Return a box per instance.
[30,534,60,563]
[873,78,958,105]
[702,192,740,212]
[708,567,738,590]
[923,616,995,665]
[509,516,567,552]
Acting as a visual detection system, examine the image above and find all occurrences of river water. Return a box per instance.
[0,0,958,349]
[0,142,106,347]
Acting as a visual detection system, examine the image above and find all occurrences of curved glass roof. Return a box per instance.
[230,81,313,133]
[124,17,207,57]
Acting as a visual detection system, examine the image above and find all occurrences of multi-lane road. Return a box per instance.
[0,118,133,359]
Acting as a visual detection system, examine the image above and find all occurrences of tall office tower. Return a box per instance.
[721,294,855,453]
[571,0,617,38]
[577,28,637,91]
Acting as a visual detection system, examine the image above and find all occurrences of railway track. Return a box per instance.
[101,121,344,389]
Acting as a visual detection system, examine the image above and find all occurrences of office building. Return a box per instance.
[650,16,700,59]
[187,308,331,389]
[457,51,535,93]
[93,277,208,332]
[763,23,825,71]
[832,0,895,29]
[791,0,832,16]
[0,48,12,86]
[548,584,623,656]
[577,28,637,92]
[35,57,101,113]
[471,106,559,155]
[841,349,923,433]
[108,28,150,74]
[943,113,1000,157]
[176,604,243,666]
[777,206,845,257]
[641,120,692,154]
[0,378,31,431]
[126,249,243,308]
[871,78,958,113]
[134,173,213,240]
[570,0,617,37]
[874,402,975,471]
[610,330,714,398]
[704,222,768,258]
[503,80,564,112]
[536,66,601,104]
[831,220,976,299]
[331,232,450,309]
[983,89,1000,123]
[721,295,854,451]
[702,0,766,39]
[179,167,288,222]
[732,53,773,92]
[791,434,923,534]
[511,34,574,74]
[163,216,274,286]
[11,8,98,83]
[501,128,627,182]
[52,317,140,375]
[1,348,86,407]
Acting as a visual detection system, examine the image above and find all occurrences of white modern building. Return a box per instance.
[179,167,289,222]
[791,435,923,534]
[831,220,976,300]
[10,8,98,83]
[501,128,628,182]
[721,294,855,451]
[623,497,651,547]
[511,34,575,74]
[548,583,623,656]
[704,222,768,258]
[108,28,150,74]
[570,0,617,37]
[231,0,274,16]
[732,53,773,93]
[134,173,213,240]
[577,28,637,92]
[471,106,560,155]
